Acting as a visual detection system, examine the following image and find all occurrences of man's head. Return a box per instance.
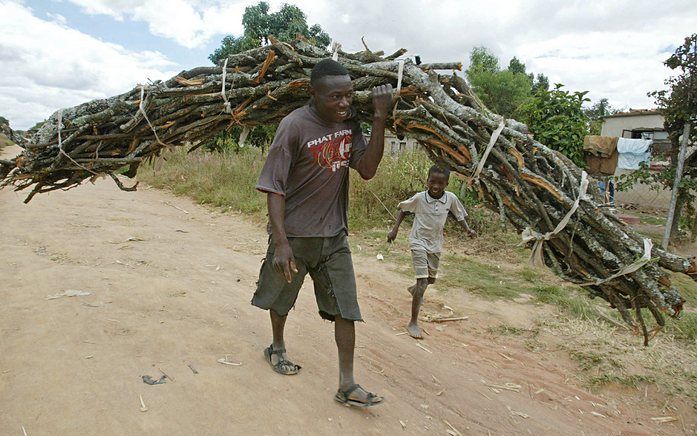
[427,165,450,198]
[310,59,353,123]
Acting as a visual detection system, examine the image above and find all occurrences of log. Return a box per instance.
[1,38,694,343]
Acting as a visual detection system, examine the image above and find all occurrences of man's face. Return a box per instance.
[310,75,353,123]
[427,172,449,198]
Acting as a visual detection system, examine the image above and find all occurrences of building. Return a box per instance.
[384,131,419,155]
[601,109,670,156]
[599,109,672,209]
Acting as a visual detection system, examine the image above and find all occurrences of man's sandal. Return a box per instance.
[334,384,384,408]
[264,344,301,375]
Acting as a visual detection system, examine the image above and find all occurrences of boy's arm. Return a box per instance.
[387,210,409,243]
[457,217,477,238]
[448,193,477,238]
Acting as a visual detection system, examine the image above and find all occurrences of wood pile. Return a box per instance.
[2,38,695,343]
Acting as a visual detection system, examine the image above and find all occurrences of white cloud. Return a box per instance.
[67,0,246,48]
[0,1,177,129]
[294,0,697,111]
[46,11,67,25]
[3,0,697,128]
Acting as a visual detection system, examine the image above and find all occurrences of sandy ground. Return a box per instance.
[0,145,692,435]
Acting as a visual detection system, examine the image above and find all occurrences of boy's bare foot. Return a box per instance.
[407,322,422,339]
[407,285,415,296]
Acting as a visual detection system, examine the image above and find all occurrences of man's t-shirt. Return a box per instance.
[256,105,367,237]
[398,191,468,253]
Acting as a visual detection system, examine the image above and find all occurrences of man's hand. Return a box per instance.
[387,229,398,243]
[467,228,477,238]
[372,84,395,120]
[272,240,298,283]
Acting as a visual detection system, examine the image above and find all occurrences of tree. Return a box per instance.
[0,115,11,139]
[584,97,617,135]
[624,33,697,243]
[531,73,549,93]
[469,46,499,73]
[507,57,526,75]
[465,47,532,118]
[517,84,591,166]
[208,2,331,150]
[209,2,330,64]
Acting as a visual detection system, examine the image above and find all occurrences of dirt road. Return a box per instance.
[0,145,689,435]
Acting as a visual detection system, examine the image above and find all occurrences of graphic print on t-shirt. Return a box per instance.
[306,128,353,172]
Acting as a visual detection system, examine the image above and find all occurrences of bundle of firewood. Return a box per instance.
[1,38,694,343]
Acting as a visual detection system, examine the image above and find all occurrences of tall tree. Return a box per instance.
[465,47,532,118]
[507,57,527,75]
[209,2,330,64]
[518,84,591,166]
[650,34,697,242]
[584,97,616,135]
[531,73,549,93]
[207,2,331,150]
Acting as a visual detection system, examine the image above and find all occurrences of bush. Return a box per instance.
[139,146,494,235]
[517,84,590,167]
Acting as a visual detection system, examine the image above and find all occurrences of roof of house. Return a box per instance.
[602,109,663,119]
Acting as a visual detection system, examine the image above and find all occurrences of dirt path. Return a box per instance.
[0,146,690,435]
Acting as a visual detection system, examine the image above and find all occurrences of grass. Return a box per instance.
[140,143,697,404]
[138,148,268,218]
[529,314,697,400]
[0,133,14,148]
[638,213,667,226]
[532,285,597,320]
[486,324,531,336]
[589,374,656,389]
[666,312,697,342]
[140,148,697,342]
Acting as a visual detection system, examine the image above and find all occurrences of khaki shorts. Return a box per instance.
[252,233,362,321]
[411,249,440,279]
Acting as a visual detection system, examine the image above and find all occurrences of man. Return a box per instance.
[252,58,393,407]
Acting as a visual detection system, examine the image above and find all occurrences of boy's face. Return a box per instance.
[427,172,449,198]
[310,75,353,123]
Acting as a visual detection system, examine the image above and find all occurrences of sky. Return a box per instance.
[1,0,695,130]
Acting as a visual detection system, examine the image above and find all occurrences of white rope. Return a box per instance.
[138,85,167,148]
[392,59,406,123]
[331,42,341,61]
[396,59,405,92]
[580,238,653,286]
[238,126,251,148]
[55,109,99,176]
[57,109,63,150]
[221,57,232,113]
[521,171,590,267]
[472,119,505,181]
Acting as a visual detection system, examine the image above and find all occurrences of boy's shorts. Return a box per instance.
[411,249,440,279]
[252,233,362,322]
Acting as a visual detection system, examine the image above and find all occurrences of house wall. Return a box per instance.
[601,114,664,137]
[384,134,419,155]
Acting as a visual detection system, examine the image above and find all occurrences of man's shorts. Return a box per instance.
[252,233,362,321]
[411,249,440,279]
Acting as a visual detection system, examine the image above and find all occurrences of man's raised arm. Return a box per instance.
[355,84,395,180]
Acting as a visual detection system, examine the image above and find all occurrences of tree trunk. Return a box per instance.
[662,122,691,249]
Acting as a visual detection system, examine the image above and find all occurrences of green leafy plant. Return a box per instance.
[518,84,591,166]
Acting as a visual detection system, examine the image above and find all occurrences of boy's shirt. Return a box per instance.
[398,191,468,253]
[256,105,367,237]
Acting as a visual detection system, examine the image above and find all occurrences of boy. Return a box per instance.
[387,165,476,339]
